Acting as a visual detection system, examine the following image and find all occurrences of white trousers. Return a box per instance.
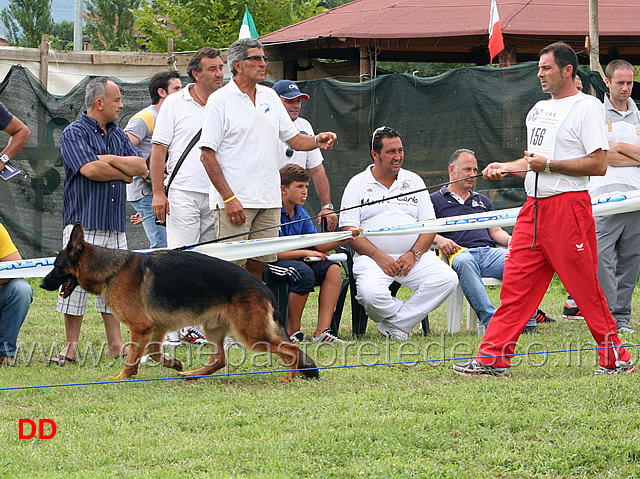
[354,251,458,334]
[166,188,216,248]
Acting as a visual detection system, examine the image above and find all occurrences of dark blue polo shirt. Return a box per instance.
[60,113,141,232]
[279,204,318,237]
[430,186,496,248]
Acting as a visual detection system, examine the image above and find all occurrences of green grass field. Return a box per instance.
[2,276,640,478]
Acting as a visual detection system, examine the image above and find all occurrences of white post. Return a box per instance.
[74,0,83,51]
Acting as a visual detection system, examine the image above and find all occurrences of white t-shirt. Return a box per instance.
[339,166,434,256]
[524,92,609,198]
[589,95,640,198]
[278,117,324,169]
[200,80,299,209]
[151,85,210,194]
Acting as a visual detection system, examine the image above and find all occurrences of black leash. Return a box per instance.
[176,169,530,251]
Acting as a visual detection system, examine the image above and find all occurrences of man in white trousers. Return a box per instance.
[339,126,458,339]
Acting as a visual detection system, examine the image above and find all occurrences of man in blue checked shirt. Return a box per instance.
[50,77,148,367]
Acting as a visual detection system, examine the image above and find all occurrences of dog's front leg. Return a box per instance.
[107,325,152,380]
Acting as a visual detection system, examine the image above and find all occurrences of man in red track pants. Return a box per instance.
[453,41,635,377]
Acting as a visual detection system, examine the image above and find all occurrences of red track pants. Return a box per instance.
[477,191,630,369]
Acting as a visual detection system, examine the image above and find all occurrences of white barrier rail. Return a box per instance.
[2,190,639,280]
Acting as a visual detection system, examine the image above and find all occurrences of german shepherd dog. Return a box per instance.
[40,222,319,382]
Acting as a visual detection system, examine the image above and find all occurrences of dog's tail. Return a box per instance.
[298,349,319,379]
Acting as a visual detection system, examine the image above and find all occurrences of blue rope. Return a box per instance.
[1,343,637,392]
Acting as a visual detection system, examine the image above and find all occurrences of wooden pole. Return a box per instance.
[588,0,600,94]
[39,34,49,89]
[167,37,176,71]
[33,33,50,254]
[498,45,517,67]
[359,47,371,82]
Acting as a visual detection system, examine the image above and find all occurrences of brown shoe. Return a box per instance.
[0,356,15,366]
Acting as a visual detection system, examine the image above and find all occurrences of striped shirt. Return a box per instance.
[60,112,141,232]
[0,103,13,130]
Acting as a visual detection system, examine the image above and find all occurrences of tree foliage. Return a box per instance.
[134,0,325,53]
[49,20,75,51]
[85,0,142,51]
[0,0,53,48]
[321,0,353,9]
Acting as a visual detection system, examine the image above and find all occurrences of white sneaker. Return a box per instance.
[617,326,636,334]
[223,335,241,350]
[163,330,181,347]
[312,328,346,343]
[376,321,410,340]
[179,326,208,345]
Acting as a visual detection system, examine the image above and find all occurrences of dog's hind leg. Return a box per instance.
[146,328,184,373]
[178,326,227,378]
[232,299,314,382]
[244,335,302,383]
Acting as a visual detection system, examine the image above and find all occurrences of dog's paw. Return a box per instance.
[170,358,184,372]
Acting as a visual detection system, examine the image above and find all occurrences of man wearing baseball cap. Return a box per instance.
[273,80,338,231]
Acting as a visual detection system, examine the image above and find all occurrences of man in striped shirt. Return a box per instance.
[50,77,147,366]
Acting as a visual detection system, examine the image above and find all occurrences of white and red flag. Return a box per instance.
[488,0,504,62]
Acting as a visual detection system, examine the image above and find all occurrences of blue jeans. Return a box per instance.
[451,247,536,328]
[0,279,33,356]
[130,195,167,248]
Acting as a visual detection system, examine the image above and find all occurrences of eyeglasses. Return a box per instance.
[244,55,268,62]
[286,147,294,157]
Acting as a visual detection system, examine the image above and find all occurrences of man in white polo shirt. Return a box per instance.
[200,38,337,280]
[150,47,223,248]
[149,47,224,346]
[339,126,458,340]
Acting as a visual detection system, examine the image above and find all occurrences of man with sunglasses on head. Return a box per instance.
[339,126,458,340]
[272,80,338,231]
[200,38,337,281]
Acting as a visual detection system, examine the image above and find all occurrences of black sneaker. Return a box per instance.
[522,326,539,334]
[593,360,636,375]
[563,297,584,320]
[534,309,556,323]
[289,331,306,344]
[452,359,511,377]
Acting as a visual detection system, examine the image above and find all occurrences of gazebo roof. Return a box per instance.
[261,0,640,63]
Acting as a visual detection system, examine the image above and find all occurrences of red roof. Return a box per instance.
[261,0,639,42]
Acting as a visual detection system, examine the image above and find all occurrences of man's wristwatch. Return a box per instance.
[321,203,334,210]
[410,248,422,261]
[544,158,551,173]
[0,154,9,164]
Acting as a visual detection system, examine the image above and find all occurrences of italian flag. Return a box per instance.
[239,5,259,39]
[488,0,504,63]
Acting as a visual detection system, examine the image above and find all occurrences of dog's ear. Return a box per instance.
[67,222,85,260]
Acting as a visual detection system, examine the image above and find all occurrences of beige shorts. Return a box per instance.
[214,207,280,265]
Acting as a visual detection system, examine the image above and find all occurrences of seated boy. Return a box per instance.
[268,163,358,343]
